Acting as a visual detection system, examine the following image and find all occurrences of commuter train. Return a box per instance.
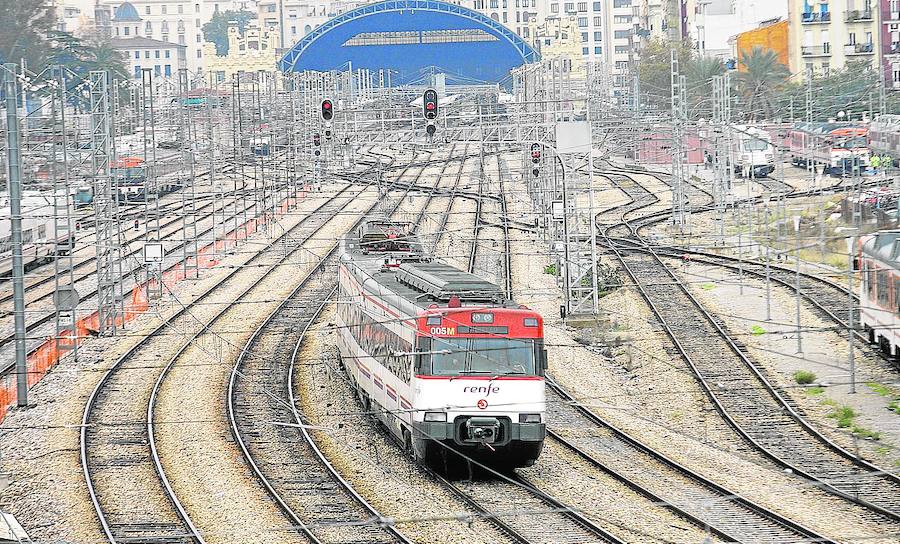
[857,231,900,359]
[335,219,547,468]
[868,114,900,159]
[0,192,75,277]
[789,122,870,174]
[701,124,776,177]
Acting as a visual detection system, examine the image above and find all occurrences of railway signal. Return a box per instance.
[313,133,321,156]
[531,143,541,177]
[321,99,333,121]
[423,89,437,120]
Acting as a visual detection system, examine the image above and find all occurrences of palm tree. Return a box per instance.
[686,56,724,119]
[733,46,791,120]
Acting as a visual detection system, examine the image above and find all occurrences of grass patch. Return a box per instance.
[543,264,557,275]
[875,446,891,455]
[851,426,881,440]
[827,405,857,428]
[866,382,893,396]
[889,400,900,415]
[805,386,825,395]
[793,370,817,385]
[750,325,766,336]
[700,282,716,290]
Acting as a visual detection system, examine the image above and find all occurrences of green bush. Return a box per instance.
[828,405,857,428]
[543,264,557,275]
[793,370,817,385]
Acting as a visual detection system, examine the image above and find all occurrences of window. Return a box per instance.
[551,3,559,12]
[849,32,856,45]
[145,6,151,14]
[516,11,520,22]
[502,12,507,22]
[892,0,899,13]
[165,64,172,76]
[614,15,631,23]
[615,60,628,70]
[490,0,497,7]
[578,16,588,27]
[522,27,529,37]
[593,1,601,8]
[161,21,169,33]
[565,2,574,11]
[154,64,161,76]
[577,2,587,11]
[165,50,170,59]
[581,32,588,42]
[134,51,140,59]
[134,65,141,78]
[291,25,296,34]
[196,34,202,42]
[594,16,601,25]
[195,19,200,27]
[583,46,589,54]
[22,229,32,244]
[178,20,185,32]
[615,45,628,53]
[179,34,186,44]
[178,5,183,14]
[214,3,219,12]
[267,4,276,12]
[144,50,150,58]
[155,49,160,59]
[822,62,830,76]
[866,31,873,44]
[614,29,630,38]
[503,0,507,7]
[593,31,601,40]
[612,0,630,6]
[195,3,200,13]
[196,49,202,58]
[124,26,130,36]
[594,46,601,54]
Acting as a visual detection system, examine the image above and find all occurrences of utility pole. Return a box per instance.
[670,50,688,232]
[4,64,28,406]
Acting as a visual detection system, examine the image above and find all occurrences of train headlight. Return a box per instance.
[424,412,447,422]
[519,413,541,424]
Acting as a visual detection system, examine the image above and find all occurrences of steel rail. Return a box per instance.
[80,179,366,543]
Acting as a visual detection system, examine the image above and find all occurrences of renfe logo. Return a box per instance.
[430,326,456,336]
[463,385,499,397]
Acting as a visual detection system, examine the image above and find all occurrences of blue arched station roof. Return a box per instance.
[278,0,539,83]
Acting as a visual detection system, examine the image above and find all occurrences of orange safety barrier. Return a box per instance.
[0,190,307,423]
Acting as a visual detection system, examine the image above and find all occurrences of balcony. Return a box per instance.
[802,44,831,56]
[802,11,831,23]
[844,9,874,22]
[845,42,874,55]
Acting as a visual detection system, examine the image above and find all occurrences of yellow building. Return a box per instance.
[528,16,587,81]
[734,18,789,71]
[203,23,280,83]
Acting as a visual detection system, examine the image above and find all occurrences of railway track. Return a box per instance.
[544,379,835,543]
[80,180,367,543]
[602,233,900,522]
[225,148,463,543]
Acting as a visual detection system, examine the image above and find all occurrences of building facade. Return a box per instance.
[879,0,900,88]
[204,23,279,81]
[788,0,879,78]
[686,0,788,59]
[733,18,789,68]
[98,0,241,75]
[110,36,189,79]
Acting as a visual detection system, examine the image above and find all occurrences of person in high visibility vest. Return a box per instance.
[883,155,893,169]
[871,154,881,171]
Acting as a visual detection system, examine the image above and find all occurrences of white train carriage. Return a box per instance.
[336,220,547,468]
[0,192,75,277]
[857,231,900,360]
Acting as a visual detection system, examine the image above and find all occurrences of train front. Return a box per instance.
[410,305,547,468]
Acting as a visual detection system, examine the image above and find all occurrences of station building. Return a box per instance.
[278,0,540,83]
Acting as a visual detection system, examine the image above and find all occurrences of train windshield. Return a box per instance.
[421,337,537,376]
[835,137,868,149]
[743,139,769,152]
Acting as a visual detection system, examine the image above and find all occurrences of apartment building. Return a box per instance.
[686,0,787,58]
[99,0,241,74]
[880,0,900,88]
[788,0,879,78]
[110,36,189,79]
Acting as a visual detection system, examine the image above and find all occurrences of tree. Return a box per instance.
[686,56,724,120]
[0,0,57,69]
[636,37,695,112]
[732,46,791,120]
[41,31,130,111]
[202,10,256,56]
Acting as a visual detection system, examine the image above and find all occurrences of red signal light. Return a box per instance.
[321,99,334,121]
